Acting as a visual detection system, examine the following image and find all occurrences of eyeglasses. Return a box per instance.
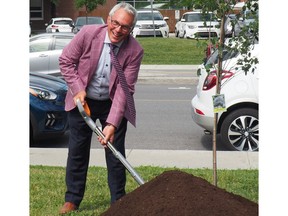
[110,18,132,33]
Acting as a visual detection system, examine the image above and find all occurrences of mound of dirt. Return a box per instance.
[101,170,258,216]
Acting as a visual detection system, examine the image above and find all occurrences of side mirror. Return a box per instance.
[181,18,185,22]
[45,23,48,27]
[164,17,169,21]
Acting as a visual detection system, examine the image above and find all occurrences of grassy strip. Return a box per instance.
[30,165,258,216]
[136,37,208,65]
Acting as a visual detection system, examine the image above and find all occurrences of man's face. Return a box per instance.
[107,8,134,44]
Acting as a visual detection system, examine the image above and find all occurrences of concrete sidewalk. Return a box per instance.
[30,148,258,169]
[138,64,199,84]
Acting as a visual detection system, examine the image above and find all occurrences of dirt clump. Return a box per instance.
[101,170,258,216]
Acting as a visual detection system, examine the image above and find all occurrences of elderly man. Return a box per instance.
[59,2,143,214]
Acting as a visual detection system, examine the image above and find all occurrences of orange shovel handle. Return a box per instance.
[83,102,91,117]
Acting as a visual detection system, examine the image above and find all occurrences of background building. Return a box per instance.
[30,0,246,34]
[30,0,116,33]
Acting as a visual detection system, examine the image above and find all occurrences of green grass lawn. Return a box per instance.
[30,166,258,216]
[136,37,208,65]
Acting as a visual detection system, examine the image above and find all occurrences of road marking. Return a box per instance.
[168,87,191,90]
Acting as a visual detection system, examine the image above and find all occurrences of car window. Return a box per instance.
[187,13,217,22]
[30,38,50,53]
[76,18,85,25]
[54,37,73,50]
[205,48,239,66]
[137,12,163,21]
[76,17,104,25]
[88,17,104,24]
[54,20,73,25]
[187,14,202,22]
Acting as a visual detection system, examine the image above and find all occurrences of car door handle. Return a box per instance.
[39,54,48,57]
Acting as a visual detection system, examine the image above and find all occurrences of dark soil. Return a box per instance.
[101,170,258,216]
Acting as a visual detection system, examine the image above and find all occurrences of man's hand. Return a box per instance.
[98,124,116,146]
[73,90,86,106]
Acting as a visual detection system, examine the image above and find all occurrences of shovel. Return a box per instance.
[76,99,145,185]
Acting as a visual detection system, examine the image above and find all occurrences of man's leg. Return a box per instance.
[104,118,128,203]
[64,108,93,207]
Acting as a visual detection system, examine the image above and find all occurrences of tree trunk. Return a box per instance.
[213,15,226,186]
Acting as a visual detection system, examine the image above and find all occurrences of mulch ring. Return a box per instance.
[101,170,258,216]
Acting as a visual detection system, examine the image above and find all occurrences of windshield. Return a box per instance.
[137,12,163,21]
[76,17,104,26]
[187,13,217,22]
[205,47,239,66]
[54,20,73,25]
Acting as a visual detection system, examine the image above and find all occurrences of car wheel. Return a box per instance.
[220,108,259,151]
[179,31,185,39]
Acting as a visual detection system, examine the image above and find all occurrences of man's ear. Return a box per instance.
[107,16,111,24]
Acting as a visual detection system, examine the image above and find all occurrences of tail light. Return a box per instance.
[195,108,205,115]
[51,25,58,29]
[202,70,234,91]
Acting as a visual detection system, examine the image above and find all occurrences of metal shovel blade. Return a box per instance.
[76,99,145,185]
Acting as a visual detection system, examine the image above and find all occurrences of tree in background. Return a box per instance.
[75,0,106,20]
[192,0,258,186]
[50,0,106,18]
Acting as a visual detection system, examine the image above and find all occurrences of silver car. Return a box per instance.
[29,33,74,76]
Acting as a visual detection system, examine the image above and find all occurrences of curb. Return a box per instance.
[140,65,199,70]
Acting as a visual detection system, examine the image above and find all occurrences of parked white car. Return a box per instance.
[132,9,169,38]
[191,42,259,151]
[175,11,220,39]
[45,17,74,33]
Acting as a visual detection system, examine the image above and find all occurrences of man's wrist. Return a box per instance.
[106,123,116,129]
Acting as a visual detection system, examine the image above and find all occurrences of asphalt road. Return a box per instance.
[126,83,227,151]
[31,80,227,151]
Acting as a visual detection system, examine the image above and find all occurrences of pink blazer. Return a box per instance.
[59,24,144,127]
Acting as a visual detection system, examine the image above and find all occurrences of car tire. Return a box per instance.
[220,108,259,151]
[183,31,187,39]
[175,30,179,37]
[179,31,185,39]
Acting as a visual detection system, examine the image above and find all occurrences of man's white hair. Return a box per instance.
[109,2,138,27]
